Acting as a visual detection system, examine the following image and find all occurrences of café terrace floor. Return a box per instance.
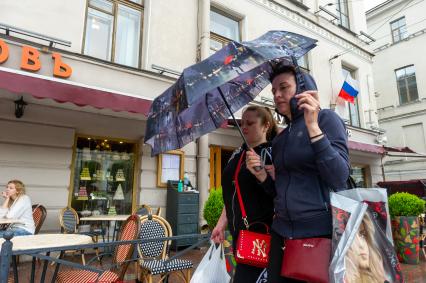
[6,244,426,283]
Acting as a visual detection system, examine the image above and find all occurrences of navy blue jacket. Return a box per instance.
[261,98,350,238]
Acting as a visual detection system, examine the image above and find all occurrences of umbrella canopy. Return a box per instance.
[144,30,317,156]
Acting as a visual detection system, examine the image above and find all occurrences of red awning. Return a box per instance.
[377,179,426,198]
[348,140,385,155]
[384,146,417,153]
[0,67,152,115]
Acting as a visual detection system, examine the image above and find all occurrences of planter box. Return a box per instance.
[392,216,420,264]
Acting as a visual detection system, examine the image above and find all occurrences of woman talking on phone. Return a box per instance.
[246,63,350,282]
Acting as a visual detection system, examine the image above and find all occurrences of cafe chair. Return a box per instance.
[32,204,47,234]
[137,214,193,283]
[56,214,140,283]
[133,204,153,217]
[58,207,104,264]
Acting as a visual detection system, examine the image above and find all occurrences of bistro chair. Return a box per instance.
[32,204,47,234]
[155,207,162,217]
[133,204,153,217]
[137,214,193,283]
[58,207,103,264]
[55,214,140,283]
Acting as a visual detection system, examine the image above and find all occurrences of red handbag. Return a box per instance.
[233,151,271,268]
[281,237,331,283]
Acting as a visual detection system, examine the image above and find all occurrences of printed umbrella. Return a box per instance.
[144,30,317,156]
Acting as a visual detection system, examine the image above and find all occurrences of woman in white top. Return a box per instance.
[0,180,35,237]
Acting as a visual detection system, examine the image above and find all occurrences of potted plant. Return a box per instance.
[203,187,224,230]
[388,192,425,264]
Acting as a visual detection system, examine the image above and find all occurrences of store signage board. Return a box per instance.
[0,38,72,78]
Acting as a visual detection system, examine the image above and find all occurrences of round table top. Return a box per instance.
[80,214,130,221]
[0,218,22,224]
[0,233,94,251]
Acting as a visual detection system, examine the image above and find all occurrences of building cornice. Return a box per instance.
[247,0,374,61]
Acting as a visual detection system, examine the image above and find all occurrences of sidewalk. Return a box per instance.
[7,245,426,282]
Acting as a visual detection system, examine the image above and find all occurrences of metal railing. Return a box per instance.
[0,231,210,283]
[0,23,71,48]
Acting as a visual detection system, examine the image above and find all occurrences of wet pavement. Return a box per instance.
[6,244,426,282]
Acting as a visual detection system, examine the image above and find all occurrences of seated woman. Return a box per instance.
[0,180,35,237]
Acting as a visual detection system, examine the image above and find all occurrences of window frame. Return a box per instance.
[157,150,185,188]
[68,134,139,213]
[82,0,144,68]
[209,7,241,54]
[336,0,350,29]
[342,66,360,127]
[390,17,408,43]
[395,65,419,105]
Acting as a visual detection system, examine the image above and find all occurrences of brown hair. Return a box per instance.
[243,106,278,141]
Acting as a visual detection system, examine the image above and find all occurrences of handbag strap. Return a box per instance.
[233,150,250,229]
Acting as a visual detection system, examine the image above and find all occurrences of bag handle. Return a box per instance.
[247,221,270,234]
[233,151,249,229]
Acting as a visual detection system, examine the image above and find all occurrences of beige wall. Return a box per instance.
[367,0,426,180]
[0,0,387,231]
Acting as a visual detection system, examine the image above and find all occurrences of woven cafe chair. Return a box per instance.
[137,214,193,283]
[133,204,153,216]
[58,207,103,264]
[55,214,140,283]
[32,204,47,234]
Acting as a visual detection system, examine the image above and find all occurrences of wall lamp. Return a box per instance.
[14,96,27,118]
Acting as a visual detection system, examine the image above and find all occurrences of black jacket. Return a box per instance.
[222,143,275,240]
[261,98,350,238]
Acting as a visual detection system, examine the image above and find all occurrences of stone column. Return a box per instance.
[197,0,210,225]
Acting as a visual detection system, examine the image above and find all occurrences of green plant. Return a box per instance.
[388,192,425,217]
[203,187,224,229]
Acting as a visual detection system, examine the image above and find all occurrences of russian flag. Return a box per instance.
[338,74,359,104]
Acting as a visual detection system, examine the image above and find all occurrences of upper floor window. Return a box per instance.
[390,17,408,43]
[336,0,350,29]
[342,67,360,127]
[83,0,142,68]
[210,8,241,54]
[297,54,310,72]
[395,65,418,105]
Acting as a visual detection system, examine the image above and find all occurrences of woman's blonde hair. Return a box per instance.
[344,212,386,283]
[7,180,26,207]
[243,106,278,141]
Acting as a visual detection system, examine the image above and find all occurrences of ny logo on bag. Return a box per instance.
[251,239,267,258]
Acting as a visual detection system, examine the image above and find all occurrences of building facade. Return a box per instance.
[0,0,383,232]
[366,0,426,181]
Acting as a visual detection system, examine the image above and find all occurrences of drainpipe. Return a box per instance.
[197,0,210,226]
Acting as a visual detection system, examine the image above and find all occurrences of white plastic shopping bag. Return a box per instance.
[190,242,231,283]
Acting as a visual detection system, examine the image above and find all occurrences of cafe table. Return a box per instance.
[0,233,93,283]
[80,214,130,241]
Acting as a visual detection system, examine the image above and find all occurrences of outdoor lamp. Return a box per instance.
[14,96,27,118]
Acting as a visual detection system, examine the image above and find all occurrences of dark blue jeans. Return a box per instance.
[0,228,32,238]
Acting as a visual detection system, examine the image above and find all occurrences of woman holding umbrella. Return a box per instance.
[246,64,350,282]
[211,105,278,282]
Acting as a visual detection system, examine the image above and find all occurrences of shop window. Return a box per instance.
[83,0,142,68]
[395,65,418,105]
[209,8,241,54]
[390,17,408,43]
[342,67,360,127]
[350,165,368,187]
[157,150,184,187]
[70,136,137,215]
